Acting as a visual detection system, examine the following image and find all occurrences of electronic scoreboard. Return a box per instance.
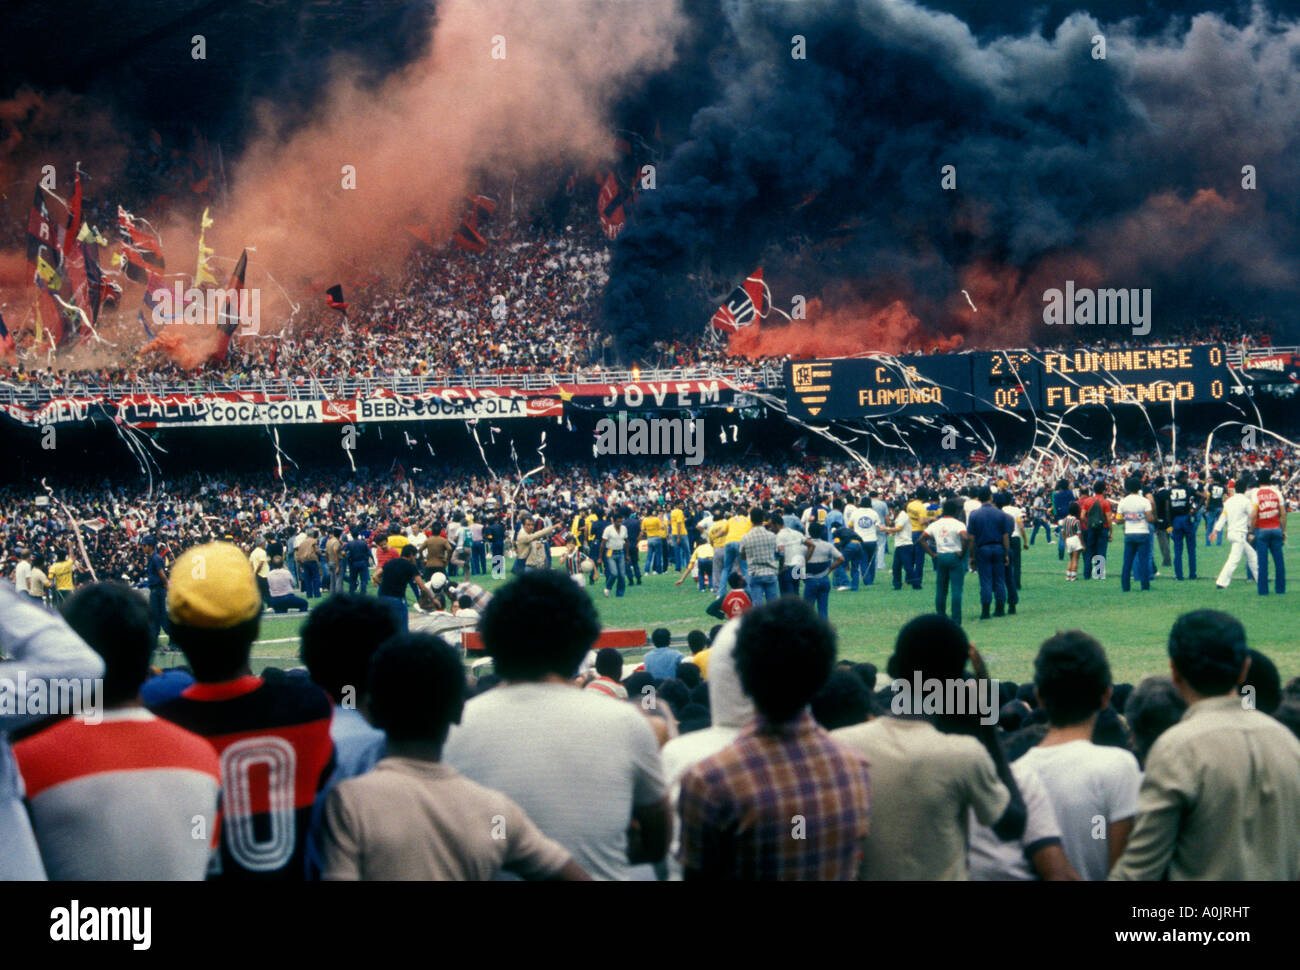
[784,346,1231,420]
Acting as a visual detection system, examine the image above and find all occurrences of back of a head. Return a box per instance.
[1094,482,1107,495]
[993,492,1010,509]
[1033,631,1112,727]
[1168,610,1248,697]
[812,670,874,731]
[299,594,401,705]
[60,582,155,706]
[367,633,465,744]
[1125,476,1142,495]
[594,646,623,681]
[1124,676,1188,765]
[750,507,765,526]
[1258,469,1273,486]
[734,597,836,724]
[651,627,672,649]
[166,542,263,682]
[977,486,992,503]
[676,662,702,689]
[941,498,963,519]
[888,614,968,684]
[686,629,708,654]
[480,570,599,681]
[1243,648,1282,714]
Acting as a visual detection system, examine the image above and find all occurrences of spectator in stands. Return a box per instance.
[833,615,1019,879]
[0,584,105,879]
[1017,632,1141,879]
[643,627,685,680]
[320,633,590,881]
[678,599,870,879]
[1122,676,1187,769]
[1112,610,1300,880]
[812,670,875,731]
[267,556,309,613]
[148,542,335,881]
[584,647,629,699]
[444,570,669,880]
[681,628,711,679]
[14,582,220,880]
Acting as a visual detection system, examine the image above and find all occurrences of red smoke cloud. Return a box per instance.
[726,297,963,359]
[2,0,687,368]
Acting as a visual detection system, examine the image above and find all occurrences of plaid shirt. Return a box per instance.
[738,526,780,577]
[678,711,871,880]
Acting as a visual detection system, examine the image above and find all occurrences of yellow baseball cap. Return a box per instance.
[167,541,263,629]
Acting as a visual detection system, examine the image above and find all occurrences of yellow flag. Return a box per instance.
[34,301,42,342]
[194,207,218,287]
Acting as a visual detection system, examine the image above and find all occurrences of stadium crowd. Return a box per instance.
[3,544,1300,882]
[0,189,1278,400]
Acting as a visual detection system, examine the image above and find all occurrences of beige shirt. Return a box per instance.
[833,716,1008,880]
[1111,694,1300,881]
[249,547,269,578]
[321,757,572,881]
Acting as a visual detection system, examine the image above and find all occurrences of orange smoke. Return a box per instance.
[726,297,962,359]
[141,328,220,371]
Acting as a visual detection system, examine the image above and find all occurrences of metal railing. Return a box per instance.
[0,346,1290,408]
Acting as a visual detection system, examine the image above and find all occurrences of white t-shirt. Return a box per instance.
[852,508,881,543]
[1016,739,1141,881]
[602,524,628,551]
[14,560,31,592]
[25,568,48,598]
[968,760,1062,881]
[775,527,806,570]
[1004,505,1026,541]
[1214,493,1252,540]
[963,497,981,522]
[444,682,666,881]
[893,511,913,546]
[924,517,966,555]
[1116,494,1152,535]
[267,567,296,598]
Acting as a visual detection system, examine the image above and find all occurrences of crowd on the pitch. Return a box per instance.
[3,522,1300,881]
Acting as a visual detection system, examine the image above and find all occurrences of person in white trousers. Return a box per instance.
[1210,475,1258,589]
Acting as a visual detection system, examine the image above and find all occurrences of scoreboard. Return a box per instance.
[784,346,1231,420]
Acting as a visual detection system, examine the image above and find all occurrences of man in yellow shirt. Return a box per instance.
[720,505,754,589]
[904,491,931,589]
[642,510,668,575]
[707,514,730,593]
[669,506,688,571]
[48,554,76,607]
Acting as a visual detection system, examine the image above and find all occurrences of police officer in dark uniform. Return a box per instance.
[1168,471,1200,580]
[967,486,1010,619]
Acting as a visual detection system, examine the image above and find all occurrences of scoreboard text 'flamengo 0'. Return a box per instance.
[783,346,1230,420]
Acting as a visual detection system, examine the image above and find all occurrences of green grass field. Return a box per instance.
[163,540,1300,686]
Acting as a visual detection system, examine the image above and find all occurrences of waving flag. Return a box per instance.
[597,171,629,240]
[325,284,349,314]
[117,207,165,268]
[710,268,767,333]
[212,248,248,361]
[194,207,218,288]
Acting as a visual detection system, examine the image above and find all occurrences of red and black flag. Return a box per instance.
[710,268,767,333]
[597,171,629,240]
[117,207,165,268]
[213,248,248,361]
[325,284,349,314]
[452,215,486,254]
[467,194,496,220]
[26,186,58,267]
